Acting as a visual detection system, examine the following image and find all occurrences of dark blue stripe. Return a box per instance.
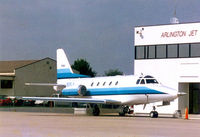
[62,87,166,96]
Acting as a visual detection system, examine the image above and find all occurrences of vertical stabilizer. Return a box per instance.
[57,48,89,79]
[57,48,73,74]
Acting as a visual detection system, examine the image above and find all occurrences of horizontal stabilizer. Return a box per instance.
[25,83,66,91]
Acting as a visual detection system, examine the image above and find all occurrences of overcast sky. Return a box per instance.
[0,0,200,75]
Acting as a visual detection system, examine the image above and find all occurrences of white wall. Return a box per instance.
[134,58,200,114]
[135,22,200,46]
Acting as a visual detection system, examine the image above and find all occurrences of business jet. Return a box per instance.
[24,48,183,118]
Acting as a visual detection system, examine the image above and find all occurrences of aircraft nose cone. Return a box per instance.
[166,87,186,99]
[177,92,187,97]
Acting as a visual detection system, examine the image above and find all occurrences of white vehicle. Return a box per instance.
[24,49,184,118]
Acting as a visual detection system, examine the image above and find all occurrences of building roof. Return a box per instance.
[0,60,38,73]
[0,58,83,78]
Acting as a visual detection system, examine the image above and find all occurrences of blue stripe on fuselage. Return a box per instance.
[62,87,166,96]
[57,69,89,79]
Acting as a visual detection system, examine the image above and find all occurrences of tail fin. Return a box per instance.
[57,48,73,74]
[57,48,89,79]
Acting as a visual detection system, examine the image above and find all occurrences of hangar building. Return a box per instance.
[0,58,56,97]
[134,22,200,115]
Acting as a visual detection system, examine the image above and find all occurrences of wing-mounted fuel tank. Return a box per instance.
[78,85,87,96]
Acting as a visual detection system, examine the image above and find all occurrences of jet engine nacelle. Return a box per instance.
[78,85,87,96]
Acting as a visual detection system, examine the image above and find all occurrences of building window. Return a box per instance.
[135,46,145,59]
[156,45,166,58]
[191,43,200,57]
[167,44,178,58]
[148,46,156,59]
[135,43,200,60]
[1,80,13,89]
[179,44,189,57]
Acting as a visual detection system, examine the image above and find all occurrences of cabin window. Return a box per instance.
[115,81,118,85]
[103,82,106,86]
[97,82,100,86]
[91,82,94,87]
[109,81,112,86]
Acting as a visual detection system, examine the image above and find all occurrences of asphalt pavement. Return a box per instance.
[0,111,199,137]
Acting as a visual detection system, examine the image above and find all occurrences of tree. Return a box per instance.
[71,59,97,77]
[104,69,123,76]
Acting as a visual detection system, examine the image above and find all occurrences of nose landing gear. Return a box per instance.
[149,106,158,118]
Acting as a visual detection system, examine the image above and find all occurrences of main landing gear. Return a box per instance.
[90,104,100,116]
[149,106,158,118]
[119,106,133,116]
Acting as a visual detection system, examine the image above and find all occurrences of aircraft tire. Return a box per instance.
[150,111,158,118]
[119,106,129,116]
[92,104,100,116]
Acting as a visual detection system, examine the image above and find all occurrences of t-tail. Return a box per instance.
[57,48,89,79]
[57,48,73,74]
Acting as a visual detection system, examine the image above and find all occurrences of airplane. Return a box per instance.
[23,48,184,118]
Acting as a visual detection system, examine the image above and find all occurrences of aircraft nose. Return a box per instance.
[164,86,186,98]
[177,92,187,97]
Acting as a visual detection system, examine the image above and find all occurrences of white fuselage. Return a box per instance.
[57,75,178,105]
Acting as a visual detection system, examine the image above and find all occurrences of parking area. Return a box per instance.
[0,111,200,137]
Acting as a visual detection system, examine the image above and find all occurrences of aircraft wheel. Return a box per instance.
[92,104,100,116]
[119,106,129,116]
[150,111,158,118]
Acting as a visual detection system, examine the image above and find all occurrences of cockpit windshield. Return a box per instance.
[136,75,159,84]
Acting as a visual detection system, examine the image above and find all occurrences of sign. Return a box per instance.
[134,22,200,46]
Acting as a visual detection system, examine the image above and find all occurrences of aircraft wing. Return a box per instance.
[20,97,121,104]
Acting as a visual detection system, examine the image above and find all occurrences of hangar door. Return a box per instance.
[189,83,200,114]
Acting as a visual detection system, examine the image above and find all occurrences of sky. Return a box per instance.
[0,0,200,75]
